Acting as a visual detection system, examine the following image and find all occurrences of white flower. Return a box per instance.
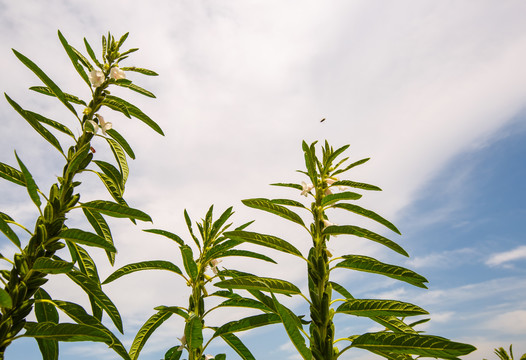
[88,70,105,87]
[86,114,112,136]
[177,335,186,351]
[110,66,126,80]
[209,259,222,275]
[205,355,215,360]
[301,181,314,197]
[323,219,336,228]
[326,177,347,191]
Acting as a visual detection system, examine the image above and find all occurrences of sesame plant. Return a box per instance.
[103,206,300,360]
[218,140,477,360]
[484,345,526,360]
[0,31,162,359]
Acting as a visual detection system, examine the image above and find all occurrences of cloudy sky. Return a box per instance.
[1,1,525,359]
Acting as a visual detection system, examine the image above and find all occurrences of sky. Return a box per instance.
[0,1,525,359]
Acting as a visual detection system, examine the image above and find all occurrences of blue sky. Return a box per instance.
[1,1,525,359]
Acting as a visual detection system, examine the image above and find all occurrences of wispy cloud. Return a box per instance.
[486,245,526,267]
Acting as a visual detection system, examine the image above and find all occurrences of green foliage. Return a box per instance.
[0,30,160,359]
[239,140,476,360]
[484,345,526,360]
[104,206,289,360]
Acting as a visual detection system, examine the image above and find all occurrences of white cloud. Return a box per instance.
[486,245,526,267]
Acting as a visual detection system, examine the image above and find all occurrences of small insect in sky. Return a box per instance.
[320,118,326,123]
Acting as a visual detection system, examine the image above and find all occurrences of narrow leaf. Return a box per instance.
[0,288,13,308]
[114,80,156,98]
[82,208,115,265]
[120,67,159,76]
[59,229,116,252]
[333,180,382,191]
[185,316,203,350]
[29,86,86,105]
[103,261,182,284]
[220,333,256,360]
[106,138,129,184]
[143,229,184,246]
[323,225,408,257]
[33,258,73,274]
[106,128,135,159]
[5,94,64,153]
[26,110,75,138]
[225,230,303,258]
[24,322,110,343]
[104,95,163,135]
[0,215,21,247]
[336,299,428,317]
[270,182,303,190]
[81,200,151,222]
[272,293,311,360]
[351,332,477,358]
[242,198,305,226]
[214,313,281,337]
[321,191,362,207]
[129,311,173,360]
[270,198,307,208]
[12,49,77,115]
[215,276,301,295]
[15,151,41,208]
[333,203,401,234]
[180,245,197,281]
[0,161,25,186]
[335,255,428,288]
[66,271,123,333]
[220,249,276,263]
[58,30,90,86]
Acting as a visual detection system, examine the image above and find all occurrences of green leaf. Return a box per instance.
[34,289,58,324]
[59,229,116,252]
[129,310,173,360]
[332,203,401,234]
[24,322,110,343]
[5,94,64,154]
[103,261,182,284]
[102,97,131,118]
[335,255,428,288]
[15,151,41,209]
[50,300,130,360]
[214,313,281,337]
[94,172,124,205]
[106,138,129,184]
[164,347,183,360]
[321,192,362,207]
[372,316,418,334]
[323,225,408,257]
[215,276,301,295]
[35,336,58,360]
[66,271,123,333]
[220,333,256,360]
[143,229,184,246]
[26,110,75,138]
[272,292,311,360]
[270,198,307,208]
[94,160,124,190]
[351,332,477,358]
[82,208,115,265]
[333,157,370,176]
[58,30,90,86]
[225,230,303,258]
[180,245,197,281]
[185,316,203,350]
[114,80,156,98]
[81,200,152,222]
[0,215,21,248]
[33,258,73,274]
[154,306,189,320]
[336,299,428,317]
[329,281,354,299]
[0,288,13,308]
[332,180,382,191]
[210,206,234,239]
[242,198,305,227]
[106,128,135,159]
[270,182,303,191]
[220,249,276,263]
[65,143,90,177]
[12,49,77,115]
[120,67,159,76]
[0,161,25,186]
[84,38,102,68]
[104,95,163,135]
[217,298,272,312]
[29,86,86,105]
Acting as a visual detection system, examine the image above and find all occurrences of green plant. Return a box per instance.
[484,345,526,360]
[218,140,477,359]
[103,206,294,360]
[0,31,161,359]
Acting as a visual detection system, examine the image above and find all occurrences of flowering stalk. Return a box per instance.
[0,31,160,359]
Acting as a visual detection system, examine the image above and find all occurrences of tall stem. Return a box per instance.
[308,182,335,360]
